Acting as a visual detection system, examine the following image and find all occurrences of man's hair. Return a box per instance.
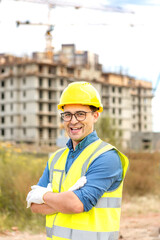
[89,105,99,112]
[61,105,99,112]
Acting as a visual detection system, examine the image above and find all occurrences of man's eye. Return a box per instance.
[77,112,85,116]
[64,113,71,117]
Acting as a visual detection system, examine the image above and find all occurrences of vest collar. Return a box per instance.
[66,130,99,151]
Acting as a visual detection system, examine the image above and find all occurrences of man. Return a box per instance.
[27,81,129,240]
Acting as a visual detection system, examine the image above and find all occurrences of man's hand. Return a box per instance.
[26,183,52,208]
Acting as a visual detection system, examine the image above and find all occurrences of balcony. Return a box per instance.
[37,111,57,116]
[39,121,57,128]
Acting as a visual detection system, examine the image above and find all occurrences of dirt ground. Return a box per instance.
[119,195,160,240]
[0,195,159,240]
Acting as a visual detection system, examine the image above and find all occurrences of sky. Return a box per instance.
[0,0,160,132]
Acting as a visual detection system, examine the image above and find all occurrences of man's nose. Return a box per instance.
[70,114,78,124]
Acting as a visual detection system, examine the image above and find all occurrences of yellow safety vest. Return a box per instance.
[46,139,129,240]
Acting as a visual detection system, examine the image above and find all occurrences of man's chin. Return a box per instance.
[71,136,84,142]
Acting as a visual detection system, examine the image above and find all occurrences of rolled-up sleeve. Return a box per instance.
[73,149,122,212]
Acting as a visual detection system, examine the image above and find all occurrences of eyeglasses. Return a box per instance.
[61,111,93,122]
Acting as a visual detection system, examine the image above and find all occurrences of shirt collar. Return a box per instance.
[66,130,99,151]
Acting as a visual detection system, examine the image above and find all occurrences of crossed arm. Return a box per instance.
[28,177,87,215]
[31,191,84,215]
[28,150,122,215]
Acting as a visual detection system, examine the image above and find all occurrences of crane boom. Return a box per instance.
[16,20,53,27]
[12,0,134,13]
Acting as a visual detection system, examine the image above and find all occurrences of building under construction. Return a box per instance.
[0,44,153,150]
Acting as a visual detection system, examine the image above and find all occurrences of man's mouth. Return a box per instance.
[70,127,82,133]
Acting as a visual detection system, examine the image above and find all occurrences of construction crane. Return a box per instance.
[16,20,54,59]
[6,0,134,59]
[153,73,160,96]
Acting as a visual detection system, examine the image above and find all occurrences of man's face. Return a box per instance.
[63,104,99,149]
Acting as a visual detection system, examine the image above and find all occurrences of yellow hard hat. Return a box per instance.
[58,81,103,112]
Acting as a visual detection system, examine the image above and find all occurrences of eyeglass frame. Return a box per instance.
[60,111,94,122]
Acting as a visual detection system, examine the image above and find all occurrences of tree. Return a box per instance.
[95,114,122,148]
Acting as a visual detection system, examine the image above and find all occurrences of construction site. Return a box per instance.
[0,1,160,240]
[0,45,160,240]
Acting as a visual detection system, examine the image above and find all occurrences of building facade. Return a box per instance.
[130,132,160,151]
[0,46,153,149]
[101,73,153,148]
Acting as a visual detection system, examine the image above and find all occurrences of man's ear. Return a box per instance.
[93,111,100,123]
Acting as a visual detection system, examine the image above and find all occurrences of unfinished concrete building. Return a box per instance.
[54,44,101,71]
[0,45,153,149]
[101,73,153,148]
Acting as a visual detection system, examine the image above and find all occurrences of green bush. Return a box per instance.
[123,152,160,196]
[95,114,122,148]
[0,146,47,232]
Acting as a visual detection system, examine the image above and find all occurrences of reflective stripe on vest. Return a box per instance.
[46,225,119,240]
[49,148,67,183]
[95,197,121,208]
[81,141,108,177]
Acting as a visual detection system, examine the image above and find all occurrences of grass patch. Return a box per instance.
[123,152,160,196]
[0,143,48,233]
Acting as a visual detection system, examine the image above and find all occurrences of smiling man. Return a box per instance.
[26,81,129,240]
[61,104,99,149]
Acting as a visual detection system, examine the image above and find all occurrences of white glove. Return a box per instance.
[26,176,87,208]
[68,176,87,191]
[26,183,52,208]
